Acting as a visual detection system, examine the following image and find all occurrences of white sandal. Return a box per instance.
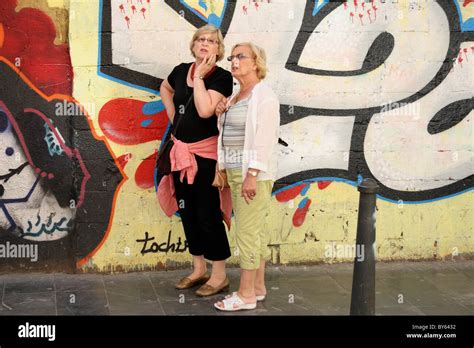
[214,292,257,311]
[225,291,266,301]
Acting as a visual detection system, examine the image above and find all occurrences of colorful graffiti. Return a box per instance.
[2,0,472,271]
[99,0,473,224]
[98,98,168,188]
[0,0,72,96]
[0,1,124,270]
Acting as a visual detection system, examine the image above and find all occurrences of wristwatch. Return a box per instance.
[248,169,258,177]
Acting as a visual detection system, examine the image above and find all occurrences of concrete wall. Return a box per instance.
[0,0,472,273]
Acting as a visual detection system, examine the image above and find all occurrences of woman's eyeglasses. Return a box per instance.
[227,53,254,62]
[196,37,218,45]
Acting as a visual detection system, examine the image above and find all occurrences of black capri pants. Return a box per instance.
[172,155,231,261]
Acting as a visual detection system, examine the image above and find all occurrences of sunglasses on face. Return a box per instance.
[227,53,254,61]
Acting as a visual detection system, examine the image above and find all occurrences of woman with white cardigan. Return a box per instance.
[214,42,280,311]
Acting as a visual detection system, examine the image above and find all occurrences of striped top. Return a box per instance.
[220,97,249,168]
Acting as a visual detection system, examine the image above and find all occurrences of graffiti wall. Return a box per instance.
[1,0,472,272]
[0,0,123,271]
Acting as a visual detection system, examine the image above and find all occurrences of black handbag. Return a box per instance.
[156,92,194,177]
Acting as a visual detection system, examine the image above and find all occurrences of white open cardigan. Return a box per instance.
[217,81,280,181]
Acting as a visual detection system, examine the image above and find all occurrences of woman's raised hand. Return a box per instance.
[195,54,217,78]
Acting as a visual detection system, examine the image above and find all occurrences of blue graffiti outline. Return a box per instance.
[454,0,474,31]
[273,177,474,205]
[96,0,473,206]
[313,0,330,16]
[24,216,71,237]
[180,0,227,28]
[97,0,160,95]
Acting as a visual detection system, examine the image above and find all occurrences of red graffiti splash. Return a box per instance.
[135,151,157,189]
[117,153,132,170]
[367,9,373,23]
[346,0,379,24]
[0,0,72,96]
[276,181,333,227]
[293,199,311,227]
[99,98,169,189]
[98,98,168,145]
[463,0,474,7]
[317,181,332,190]
[275,183,306,202]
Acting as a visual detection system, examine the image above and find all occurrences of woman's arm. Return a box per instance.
[160,79,176,122]
[192,54,228,118]
[193,79,226,118]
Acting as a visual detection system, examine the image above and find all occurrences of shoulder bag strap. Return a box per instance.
[171,92,194,136]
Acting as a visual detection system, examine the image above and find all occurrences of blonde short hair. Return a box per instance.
[190,25,225,61]
[232,42,268,80]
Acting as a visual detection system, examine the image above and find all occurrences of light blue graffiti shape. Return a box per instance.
[454,0,474,32]
[25,216,71,237]
[298,197,310,209]
[44,124,64,157]
[180,0,227,27]
[141,100,166,128]
[199,0,208,12]
[142,100,165,115]
[313,0,330,16]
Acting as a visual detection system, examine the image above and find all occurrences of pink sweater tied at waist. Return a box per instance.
[157,135,232,229]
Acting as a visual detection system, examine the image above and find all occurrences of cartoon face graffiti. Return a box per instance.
[0,105,74,241]
[0,58,124,265]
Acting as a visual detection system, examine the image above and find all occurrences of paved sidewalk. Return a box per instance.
[0,260,472,316]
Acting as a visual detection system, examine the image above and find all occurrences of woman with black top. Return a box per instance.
[159,25,233,297]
